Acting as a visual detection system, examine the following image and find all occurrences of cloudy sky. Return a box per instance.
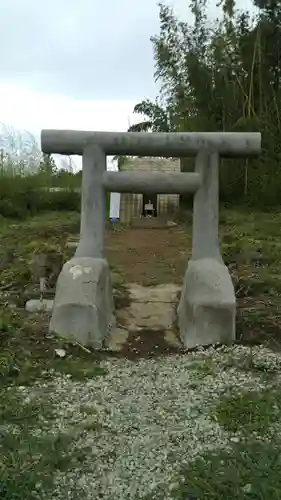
[0,0,253,168]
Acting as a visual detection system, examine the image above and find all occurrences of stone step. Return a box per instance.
[107,284,182,351]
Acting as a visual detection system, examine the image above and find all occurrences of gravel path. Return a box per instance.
[13,345,281,499]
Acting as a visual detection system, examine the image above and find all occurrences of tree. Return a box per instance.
[39,154,57,175]
[129,0,281,206]
[0,124,42,174]
[128,98,176,132]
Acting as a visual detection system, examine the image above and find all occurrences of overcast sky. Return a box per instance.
[0,0,253,168]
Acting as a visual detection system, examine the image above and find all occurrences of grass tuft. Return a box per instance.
[212,388,281,435]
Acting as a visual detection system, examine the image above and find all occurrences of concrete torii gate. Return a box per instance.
[41,129,261,349]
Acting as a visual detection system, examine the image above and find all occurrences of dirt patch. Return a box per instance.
[117,328,185,360]
[105,227,191,285]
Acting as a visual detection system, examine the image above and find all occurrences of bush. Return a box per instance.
[0,169,111,219]
[0,172,81,219]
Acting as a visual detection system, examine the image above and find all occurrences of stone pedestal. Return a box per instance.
[49,257,115,349]
[178,258,236,349]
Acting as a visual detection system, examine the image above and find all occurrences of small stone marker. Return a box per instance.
[25,299,54,313]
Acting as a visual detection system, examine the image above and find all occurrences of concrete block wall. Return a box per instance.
[119,158,181,222]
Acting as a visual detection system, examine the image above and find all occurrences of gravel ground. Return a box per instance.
[7,345,281,500]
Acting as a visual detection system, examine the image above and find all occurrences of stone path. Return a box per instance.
[107,283,183,354]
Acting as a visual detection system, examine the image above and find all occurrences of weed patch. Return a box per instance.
[212,388,281,435]
[172,440,281,500]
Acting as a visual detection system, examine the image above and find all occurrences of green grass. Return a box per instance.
[0,387,64,499]
[212,388,281,435]
[218,208,281,348]
[172,440,281,500]
[0,210,125,383]
[52,357,108,380]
